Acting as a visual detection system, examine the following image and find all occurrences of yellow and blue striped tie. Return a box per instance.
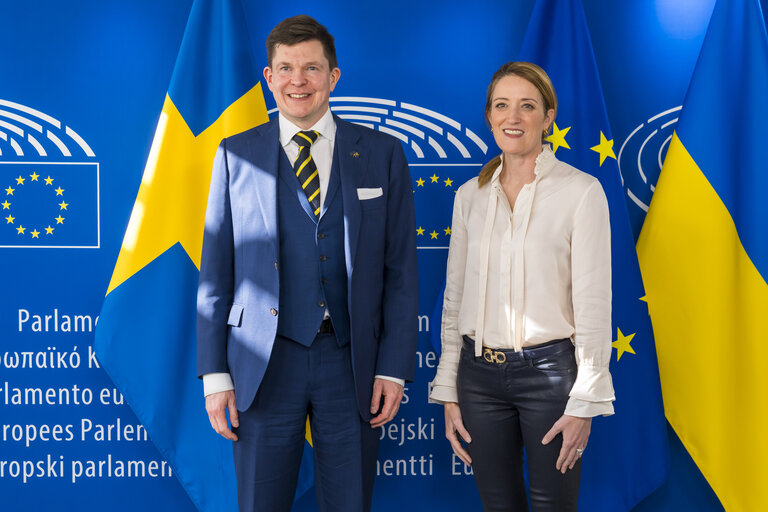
[292,130,321,217]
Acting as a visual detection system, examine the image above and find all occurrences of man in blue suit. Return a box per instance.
[197,14,418,512]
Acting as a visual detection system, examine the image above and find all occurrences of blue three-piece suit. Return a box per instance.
[197,115,418,511]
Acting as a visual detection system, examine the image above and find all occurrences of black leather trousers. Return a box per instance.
[457,337,581,512]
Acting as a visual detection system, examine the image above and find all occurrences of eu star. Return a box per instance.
[5,186,14,196]
[45,225,54,235]
[44,176,54,185]
[416,178,425,187]
[55,215,65,224]
[612,328,636,362]
[5,214,14,224]
[16,225,25,235]
[59,201,69,210]
[590,131,616,166]
[55,187,65,196]
[31,229,40,238]
[430,230,438,239]
[444,178,453,187]
[416,227,425,236]
[444,227,451,235]
[15,176,25,185]
[545,122,571,154]
[30,172,40,181]
[430,174,439,183]
[1,200,10,209]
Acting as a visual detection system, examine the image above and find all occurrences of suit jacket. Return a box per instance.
[197,115,418,420]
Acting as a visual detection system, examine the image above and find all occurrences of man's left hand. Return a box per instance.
[369,378,403,428]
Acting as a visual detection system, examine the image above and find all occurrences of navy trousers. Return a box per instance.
[233,333,379,512]
[457,337,581,512]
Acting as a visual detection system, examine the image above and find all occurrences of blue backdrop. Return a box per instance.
[2,1,758,510]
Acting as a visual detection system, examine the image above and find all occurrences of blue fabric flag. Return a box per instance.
[637,1,768,510]
[517,0,670,509]
[94,0,282,510]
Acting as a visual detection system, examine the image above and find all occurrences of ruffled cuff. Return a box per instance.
[428,383,458,404]
[564,396,614,417]
[568,363,615,404]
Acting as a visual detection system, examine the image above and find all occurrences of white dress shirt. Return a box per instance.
[204,110,402,396]
[429,146,615,417]
[279,109,336,211]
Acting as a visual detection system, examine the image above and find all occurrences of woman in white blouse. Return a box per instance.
[430,62,615,511]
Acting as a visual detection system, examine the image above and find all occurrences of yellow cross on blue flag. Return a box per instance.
[519,0,670,509]
[638,1,768,510]
[94,0,269,509]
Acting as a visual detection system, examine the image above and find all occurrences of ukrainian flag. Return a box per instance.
[95,0,267,509]
[637,0,768,510]
[519,0,669,509]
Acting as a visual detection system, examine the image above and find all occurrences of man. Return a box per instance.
[197,14,418,512]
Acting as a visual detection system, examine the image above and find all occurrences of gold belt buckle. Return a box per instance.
[483,347,507,364]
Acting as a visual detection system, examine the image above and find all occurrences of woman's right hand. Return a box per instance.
[444,402,472,465]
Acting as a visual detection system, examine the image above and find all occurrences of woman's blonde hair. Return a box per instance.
[478,62,557,187]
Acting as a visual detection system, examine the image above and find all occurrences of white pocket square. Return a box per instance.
[357,187,383,200]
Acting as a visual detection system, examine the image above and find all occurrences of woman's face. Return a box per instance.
[487,74,554,161]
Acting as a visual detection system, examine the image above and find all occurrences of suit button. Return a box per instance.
[318,301,325,308]
[317,233,326,239]
[270,308,277,316]
[274,262,278,270]
[321,277,328,284]
[319,255,327,261]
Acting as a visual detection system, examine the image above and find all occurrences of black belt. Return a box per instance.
[318,318,334,334]
[463,335,571,364]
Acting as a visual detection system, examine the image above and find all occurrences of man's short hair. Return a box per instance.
[266,15,338,70]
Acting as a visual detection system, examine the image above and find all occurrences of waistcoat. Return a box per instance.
[276,146,350,346]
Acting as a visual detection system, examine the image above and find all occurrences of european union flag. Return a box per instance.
[518,0,669,509]
[95,0,270,510]
[0,162,98,247]
[638,1,768,510]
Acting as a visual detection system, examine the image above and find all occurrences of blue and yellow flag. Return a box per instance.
[94,0,268,509]
[519,0,669,509]
[637,1,768,510]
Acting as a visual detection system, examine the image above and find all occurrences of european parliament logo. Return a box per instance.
[0,99,99,248]
[270,97,489,248]
[618,106,682,214]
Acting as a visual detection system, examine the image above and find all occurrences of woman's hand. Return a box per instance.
[542,414,591,473]
[444,402,472,465]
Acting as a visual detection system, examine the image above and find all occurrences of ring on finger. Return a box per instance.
[575,447,585,457]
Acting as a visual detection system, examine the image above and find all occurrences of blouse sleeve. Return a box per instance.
[566,180,616,417]
[429,189,469,404]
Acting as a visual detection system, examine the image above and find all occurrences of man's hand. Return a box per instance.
[369,378,404,428]
[205,390,239,441]
[541,414,591,473]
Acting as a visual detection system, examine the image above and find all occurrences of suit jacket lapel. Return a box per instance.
[321,144,341,217]
[246,118,281,259]
[335,118,363,279]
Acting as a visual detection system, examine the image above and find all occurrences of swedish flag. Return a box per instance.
[95,0,268,510]
[519,0,669,510]
[638,1,768,510]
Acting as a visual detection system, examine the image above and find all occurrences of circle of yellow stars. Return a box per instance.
[414,173,454,239]
[3,171,68,239]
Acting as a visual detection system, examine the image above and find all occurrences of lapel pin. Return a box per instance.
[350,151,360,158]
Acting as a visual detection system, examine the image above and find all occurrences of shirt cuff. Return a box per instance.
[564,397,615,417]
[375,375,405,387]
[569,364,615,403]
[428,384,458,404]
[202,372,234,396]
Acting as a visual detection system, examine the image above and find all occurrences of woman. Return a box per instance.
[430,62,615,512]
